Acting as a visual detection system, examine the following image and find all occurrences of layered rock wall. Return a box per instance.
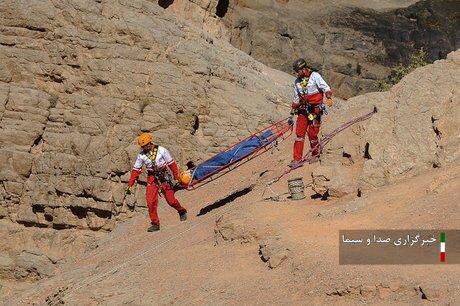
[0,0,291,231]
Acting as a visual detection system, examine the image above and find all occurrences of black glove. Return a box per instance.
[288,116,294,126]
[173,182,185,192]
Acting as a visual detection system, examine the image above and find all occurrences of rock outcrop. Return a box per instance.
[358,51,459,187]
[0,0,292,231]
[313,50,459,195]
[0,219,99,282]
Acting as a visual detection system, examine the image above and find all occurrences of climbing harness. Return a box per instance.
[299,76,309,89]
[146,145,174,191]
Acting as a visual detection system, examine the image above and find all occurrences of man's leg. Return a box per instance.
[306,118,321,157]
[161,182,187,214]
[146,176,160,225]
[293,114,308,161]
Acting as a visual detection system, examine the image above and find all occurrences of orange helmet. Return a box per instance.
[137,133,153,147]
[179,170,192,186]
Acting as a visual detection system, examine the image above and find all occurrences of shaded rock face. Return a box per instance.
[0,0,292,231]
[165,0,457,98]
[149,0,233,39]
[229,0,458,98]
[336,0,460,66]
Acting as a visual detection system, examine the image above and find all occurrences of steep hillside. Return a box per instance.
[0,0,459,303]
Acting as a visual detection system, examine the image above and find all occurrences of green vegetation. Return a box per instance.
[378,48,428,91]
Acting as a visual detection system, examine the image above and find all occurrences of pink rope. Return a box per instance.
[268,107,377,185]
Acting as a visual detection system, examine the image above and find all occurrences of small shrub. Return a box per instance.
[378,48,428,91]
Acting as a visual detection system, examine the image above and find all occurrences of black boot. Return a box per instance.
[147,224,160,232]
[179,211,187,221]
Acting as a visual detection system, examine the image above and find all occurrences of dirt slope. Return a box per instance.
[4,52,460,305]
[5,122,459,305]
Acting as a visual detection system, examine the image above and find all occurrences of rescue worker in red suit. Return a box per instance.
[125,133,187,232]
[289,58,334,166]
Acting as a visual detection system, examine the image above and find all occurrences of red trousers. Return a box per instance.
[293,113,321,161]
[146,176,186,225]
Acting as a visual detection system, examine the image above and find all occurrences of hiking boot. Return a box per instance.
[288,160,302,169]
[309,148,321,163]
[179,211,187,222]
[147,224,160,232]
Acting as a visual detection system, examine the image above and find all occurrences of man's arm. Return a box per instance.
[313,73,332,97]
[162,148,180,180]
[314,73,333,106]
[127,155,143,188]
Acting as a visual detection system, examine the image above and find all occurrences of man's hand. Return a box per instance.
[172,178,186,191]
[171,177,184,189]
[125,186,133,195]
[326,97,333,107]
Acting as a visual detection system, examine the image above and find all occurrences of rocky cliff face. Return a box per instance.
[0,0,292,232]
[160,0,458,98]
[358,50,459,187]
[0,1,459,298]
[335,0,459,66]
[0,0,458,237]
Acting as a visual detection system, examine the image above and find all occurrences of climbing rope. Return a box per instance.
[267,106,378,185]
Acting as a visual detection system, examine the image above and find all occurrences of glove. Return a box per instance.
[125,186,133,195]
[179,179,188,187]
[287,116,294,126]
[326,97,333,107]
[172,179,186,191]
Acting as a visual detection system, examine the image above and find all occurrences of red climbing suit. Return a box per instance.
[292,71,332,161]
[127,145,186,225]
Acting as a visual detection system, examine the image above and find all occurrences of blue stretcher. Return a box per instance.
[184,117,293,189]
[192,130,274,181]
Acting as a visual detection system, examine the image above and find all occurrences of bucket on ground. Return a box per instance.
[287,177,305,200]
